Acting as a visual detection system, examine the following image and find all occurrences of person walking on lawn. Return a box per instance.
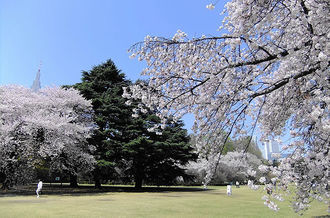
[36,180,43,198]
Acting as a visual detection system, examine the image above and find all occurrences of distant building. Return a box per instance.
[31,65,41,92]
[263,140,280,160]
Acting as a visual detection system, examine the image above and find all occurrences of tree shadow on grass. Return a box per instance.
[0,184,211,197]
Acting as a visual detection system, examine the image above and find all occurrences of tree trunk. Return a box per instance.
[69,174,78,188]
[94,168,101,189]
[134,165,143,189]
[1,180,10,190]
[134,175,143,189]
[0,173,9,190]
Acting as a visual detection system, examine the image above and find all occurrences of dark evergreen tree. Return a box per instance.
[122,110,197,189]
[67,59,131,188]
[145,119,198,187]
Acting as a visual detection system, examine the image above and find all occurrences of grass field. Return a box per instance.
[0,185,328,218]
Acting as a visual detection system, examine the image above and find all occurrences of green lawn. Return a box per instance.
[0,185,328,218]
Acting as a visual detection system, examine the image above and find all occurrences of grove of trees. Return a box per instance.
[0,60,198,190]
[67,59,198,189]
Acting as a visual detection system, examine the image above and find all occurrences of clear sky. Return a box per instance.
[0,0,229,132]
[0,0,226,87]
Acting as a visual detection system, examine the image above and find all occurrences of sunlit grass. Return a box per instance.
[0,185,327,218]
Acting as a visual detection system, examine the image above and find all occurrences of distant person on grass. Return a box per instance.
[36,180,43,198]
[227,185,232,196]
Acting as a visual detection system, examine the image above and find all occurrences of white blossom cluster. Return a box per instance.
[0,85,96,187]
[206,3,215,10]
[262,195,279,211]
[125,0,329,213]
[187,150,262,188]
[259,176,266,184]
[219,151,261,179]
[269,148,329,213]
[248,180,260,190]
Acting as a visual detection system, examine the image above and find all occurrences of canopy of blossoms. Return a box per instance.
[0,85,95,188]
[124,0,329,213]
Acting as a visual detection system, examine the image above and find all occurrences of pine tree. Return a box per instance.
[122,111,197,189]
[69,59,131,188]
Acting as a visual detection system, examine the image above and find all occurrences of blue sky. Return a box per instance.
[0,0,226,86]
[0,0,228,132]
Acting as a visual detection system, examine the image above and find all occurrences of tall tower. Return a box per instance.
[270,140,280,153]
[31,62,41,92]
[263,140,280,160]
[264,141,269,160]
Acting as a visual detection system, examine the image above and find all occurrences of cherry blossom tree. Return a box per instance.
[218,151,262,183]
[0,85,95,188]
[186,151,261,185]
[124,0,329,212]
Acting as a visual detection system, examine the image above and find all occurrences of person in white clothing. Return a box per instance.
[227,185,232,196]
[36,180,43,198]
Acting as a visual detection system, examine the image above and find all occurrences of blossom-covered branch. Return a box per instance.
[124,0,329,213]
